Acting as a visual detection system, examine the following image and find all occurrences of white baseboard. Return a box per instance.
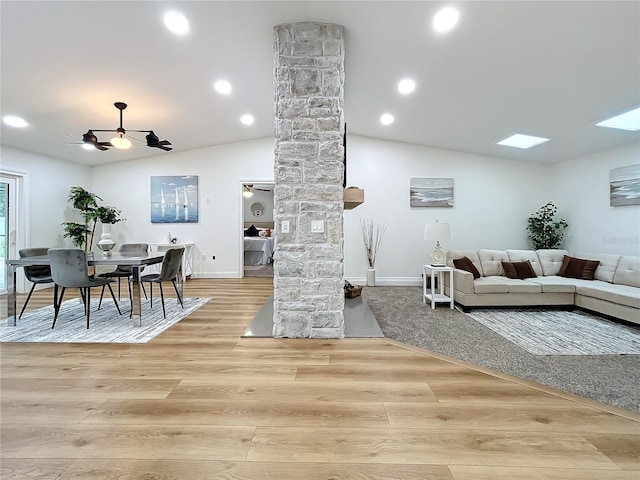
[345,277,421,287]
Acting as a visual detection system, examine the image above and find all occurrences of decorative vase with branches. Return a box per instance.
[361,219,386,286]
[526,202,568,249]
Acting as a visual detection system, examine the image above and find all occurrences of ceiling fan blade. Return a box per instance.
[157,144,173,151]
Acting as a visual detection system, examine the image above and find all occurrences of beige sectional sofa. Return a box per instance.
[445,249,640,325]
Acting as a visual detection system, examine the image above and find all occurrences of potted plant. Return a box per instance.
[526,202,568,249]
[62,186,124,252]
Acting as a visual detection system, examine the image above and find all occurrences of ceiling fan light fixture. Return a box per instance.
[110,133,132,149]
[243,185,254,198]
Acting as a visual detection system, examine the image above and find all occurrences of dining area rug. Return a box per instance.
[1,297,209,343]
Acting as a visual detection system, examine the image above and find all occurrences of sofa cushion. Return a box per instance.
[502,260,537,279]
[506,250,543,276]
[447,250,483,276]
[613,256,640,288]
[536,249,569,276]
[575,253,622,283]
[453,256,481,279]
[559,255,600,280]
[576,282,640,309]
[478,249,508,277]
[527,276,577,293]
[473,276,509,294]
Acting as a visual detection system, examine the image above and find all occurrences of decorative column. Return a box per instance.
[273,22,345,338]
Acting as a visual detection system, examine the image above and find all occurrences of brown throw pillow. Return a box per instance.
[502,260,537,279]
[558,255,600,280]
[453,256,481,279]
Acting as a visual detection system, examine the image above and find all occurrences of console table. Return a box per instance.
[149,243,194,281]
[422,264,454,309]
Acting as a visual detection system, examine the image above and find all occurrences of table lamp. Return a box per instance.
[424,221,450,266]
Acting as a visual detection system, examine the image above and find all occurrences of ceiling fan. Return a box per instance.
[72,102,173,152]
[243,184,272,198]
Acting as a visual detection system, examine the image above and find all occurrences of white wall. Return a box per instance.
[1,146,91,249]
[8,135,638,283]
[343,136,550,284]
[90,137,274,277]
[550,142,640,256]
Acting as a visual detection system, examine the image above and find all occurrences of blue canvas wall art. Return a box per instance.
[150,175,199,223]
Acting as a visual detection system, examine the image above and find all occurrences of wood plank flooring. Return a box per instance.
[1,278,639,479]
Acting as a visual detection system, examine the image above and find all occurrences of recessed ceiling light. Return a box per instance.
[163,10,189,36]
[214,79,232,95]
[596,106,640,131]
[398,79,416,95]
[2,115,28,128]
[380,113,394,125]
[433,7,460,33]
[496,133,550,149]
[240,114,254,126]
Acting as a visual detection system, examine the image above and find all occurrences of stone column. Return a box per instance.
[273,22,345,338]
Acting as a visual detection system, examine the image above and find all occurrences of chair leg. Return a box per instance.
[85,287,91,329]
[98,285,106,310]
[106,283,122,315]
[159,282,166,318]
[18,283,37,319]
[52,285,66,329]
[117,277,122,300]
[141,281,148,300]
[171,279,184,308]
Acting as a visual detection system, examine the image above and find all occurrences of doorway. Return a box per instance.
[241,182,275,278]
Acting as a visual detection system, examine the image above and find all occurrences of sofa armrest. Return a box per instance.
[452,268,474,294]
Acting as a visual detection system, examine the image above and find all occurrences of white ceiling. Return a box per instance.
[1,1,639,167]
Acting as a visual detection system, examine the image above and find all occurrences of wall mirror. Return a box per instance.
[250,202,265,217]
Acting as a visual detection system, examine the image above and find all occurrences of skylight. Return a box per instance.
[496,134,550,149]
[596,106,640,131]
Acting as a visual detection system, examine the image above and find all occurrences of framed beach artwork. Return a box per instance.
[150,175,199,223]
[610,164,640,207]
[410,178,454,207]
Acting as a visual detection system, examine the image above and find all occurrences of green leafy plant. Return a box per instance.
[526,202,568,249]
[62,186,123,251]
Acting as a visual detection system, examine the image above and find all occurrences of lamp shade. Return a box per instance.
[424,222,450,241]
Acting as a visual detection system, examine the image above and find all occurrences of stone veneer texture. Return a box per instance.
[273,22,345,338]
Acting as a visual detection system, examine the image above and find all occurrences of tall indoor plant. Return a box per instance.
[526,202,568,249]
[62,186,123,252]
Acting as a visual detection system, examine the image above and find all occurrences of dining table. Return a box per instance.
[5,251,175,327]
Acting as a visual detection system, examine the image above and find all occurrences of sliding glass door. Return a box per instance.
[0,176,17,293]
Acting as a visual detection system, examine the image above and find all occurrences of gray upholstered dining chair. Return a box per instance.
[97,243,149,301]
[18,247,54,319]
[48,248,122,329]
[139,247,185,318]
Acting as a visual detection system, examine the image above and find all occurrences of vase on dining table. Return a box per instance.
[97,223,116,256]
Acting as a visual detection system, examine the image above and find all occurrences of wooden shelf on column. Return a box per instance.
[344,187,364,210]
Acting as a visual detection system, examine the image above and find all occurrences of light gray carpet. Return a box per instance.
[363,286,640,413]
[1,297,209,343]
[467,309,640,355]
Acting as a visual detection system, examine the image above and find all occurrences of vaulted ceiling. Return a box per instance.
[1,1,638,167]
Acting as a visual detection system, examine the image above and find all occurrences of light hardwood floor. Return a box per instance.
[1,278,639,479]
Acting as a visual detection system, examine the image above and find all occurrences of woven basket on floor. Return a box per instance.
[345,286,363,299]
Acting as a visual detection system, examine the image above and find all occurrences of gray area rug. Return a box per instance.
[1,297,209,343]
[363,286,640,412]
[467,309,640,355]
